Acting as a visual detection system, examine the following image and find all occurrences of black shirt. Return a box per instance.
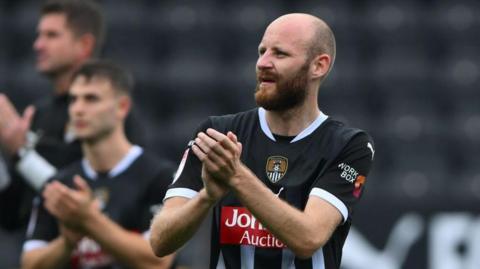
[24,146,174,269]
[165,108,374,269]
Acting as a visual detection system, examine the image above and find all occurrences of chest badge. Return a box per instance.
[266,156,288,183]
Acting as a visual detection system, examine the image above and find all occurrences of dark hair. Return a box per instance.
[72,60,134,95]
[41,0,105,56]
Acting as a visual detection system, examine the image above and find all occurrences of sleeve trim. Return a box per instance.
[16,149,56,191]
[23,240,48,252]
[163,188,198,201]
[310,187,349,223]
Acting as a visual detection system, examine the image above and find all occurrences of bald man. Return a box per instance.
[150,13,375,269]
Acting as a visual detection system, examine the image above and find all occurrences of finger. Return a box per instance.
[21,105,35,129]
[207,129,238,154]
[199,131,234,159]
[0,95,20,121]
[44,200,61,217]
[73,175,91,197]
[197,132,219,148]
[43,182,62,201]
[227,131,238,143]
[202,157,221,175]
[192,144,207,161]
[194,135,211,154]
[237,142,243,154]
[205,148,228,168]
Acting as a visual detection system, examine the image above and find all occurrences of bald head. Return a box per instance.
[266,13,336,72]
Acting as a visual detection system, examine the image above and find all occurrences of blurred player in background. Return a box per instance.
[0,0,105,229]
[22,60,175,269]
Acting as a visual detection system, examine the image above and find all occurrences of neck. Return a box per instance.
[265,87,320,136]
[52,62,85,95]
[82,127,132,173]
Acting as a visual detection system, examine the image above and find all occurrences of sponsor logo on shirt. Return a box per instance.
[338,163,366,198]
[220,207,285,248]
[353,175,366,198]
[72,237,114,268]
[265,156,288,183]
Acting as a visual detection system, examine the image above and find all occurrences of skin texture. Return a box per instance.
[150,13,343,259]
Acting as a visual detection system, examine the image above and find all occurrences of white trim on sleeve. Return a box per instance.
[23,240,48,252]
[16,149,57,191]
[310,187,349,223]
[163,188,198,201]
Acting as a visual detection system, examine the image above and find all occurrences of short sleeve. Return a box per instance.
[23,196,58,251]
[163,119,213,201]
[310,133,374,223]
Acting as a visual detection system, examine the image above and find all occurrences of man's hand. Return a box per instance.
[0,94,35,155]
[59,223,84,249]
[192,129,244,190]
[43,175,96,230]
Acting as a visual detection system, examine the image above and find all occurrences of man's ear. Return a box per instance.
[77,33,96,59]
[310,54,332,79]
[117,95,132,120]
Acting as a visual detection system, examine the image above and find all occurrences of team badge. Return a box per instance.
[265,156,288,183]
[93,188,110,210]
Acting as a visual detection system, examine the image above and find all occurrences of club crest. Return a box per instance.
[266,156,288,183]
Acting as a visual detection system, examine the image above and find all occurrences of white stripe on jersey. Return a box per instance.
[312,247,326,269]
[216,250,226,269]
[310,188,349,223]
[23,239,48,252]
[26,197,40,238]
[241,245,255,269]
[163,187,198,201]
[281,248,296,269]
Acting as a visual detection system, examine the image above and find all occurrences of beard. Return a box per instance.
[254,61,310,111]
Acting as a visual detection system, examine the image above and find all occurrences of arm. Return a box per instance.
[82,206,174,269]
[21,237,75,269]
[43,176,173,269]
[22,224,81,269]
[0,94,55,191]
[227,165,341,258]
[193,128,366,258]
[150,191,214,257]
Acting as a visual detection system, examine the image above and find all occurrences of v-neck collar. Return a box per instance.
[258,107,328,143]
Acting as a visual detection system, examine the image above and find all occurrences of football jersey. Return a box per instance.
[165,108,374,269]
[23,146,175,269]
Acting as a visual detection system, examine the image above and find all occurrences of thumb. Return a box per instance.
[73,175,91,196]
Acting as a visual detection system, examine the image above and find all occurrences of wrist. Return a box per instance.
[229,164,249,189]
[80,206,101,233]
[61,236,78,251]
[198,189,217,207]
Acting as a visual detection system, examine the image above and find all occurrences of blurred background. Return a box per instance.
[1,0,480,268]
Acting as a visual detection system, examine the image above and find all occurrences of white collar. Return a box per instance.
[82,145,143,180]
[258,107,328,143]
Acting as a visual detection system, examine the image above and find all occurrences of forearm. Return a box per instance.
[231,166,331,257]
[150,190,214,257]
[82,211,172,269]
[21,237,73,269]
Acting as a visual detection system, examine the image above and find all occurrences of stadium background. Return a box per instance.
[1,0,480,268]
